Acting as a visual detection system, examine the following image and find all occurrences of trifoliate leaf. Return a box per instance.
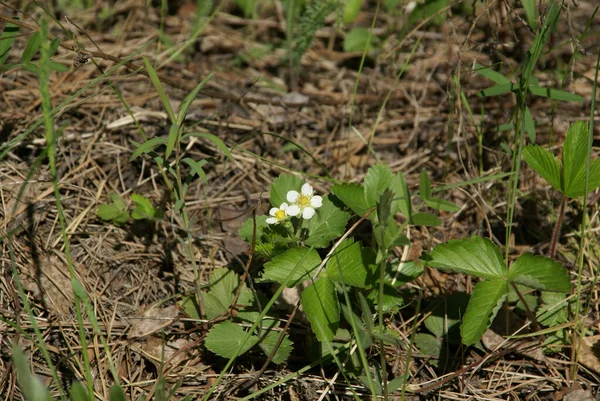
[428,236,506,280]
[508,253,571,292]
[301,277,340,342]
[326,238,375,288]
[537,291,569,327]
[331,183,372,219]
[305,196,351,248]
[460,280,508,346]
[205,321,259,359]
[261,248,322,287]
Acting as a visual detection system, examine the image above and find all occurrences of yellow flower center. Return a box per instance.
[298,195,310,207]
[275,210,286,220]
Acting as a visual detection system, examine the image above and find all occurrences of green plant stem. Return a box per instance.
[550,195,567,259]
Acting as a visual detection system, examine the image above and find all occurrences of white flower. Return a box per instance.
[286,183,323,219]
[266,203,290,225]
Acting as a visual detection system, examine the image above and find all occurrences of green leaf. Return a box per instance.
[411,212,441,226]
[424,196,460,212]
[0,20,19,66]
[143,56,175,124]
[537,291,569,327]
[182,131,233,160]
[364,163,395,206]
[367,283,404,312]
[22,31,41,63]
[301,277,340,342]
[527,86,583,102]
[258,331,293,364]
[419,169,431,200]
[205,321,259,358]
[521,0,537,30]
[305,196,351,248]
[377,188,394,227]
[461,280,508,346]
[331,183,372,218]
[343,0,361,24]
[69,382,90,401]
[130,193,158,219]
[109,385,126,401]
[344,27,373,53]
[180,295,200,319]
[326,238,375,288]
[165,122,180,162]
[393,171,412,221]
[261,248,322,287]
[478,82,516,97]
[270,174,304,209]
[239,215,269,242]
[97,193,129,226]
[428,236,506,280]
[129,137,167,161]
[176,72,215,128]
[524,106,536,142]
[508,253,571,292]
[474,64,510,85]
[424,293,469,339]
[12,345,52,401]
[563,121,600,196]
[414,333,441,367]
[182,157,208,183]
[523,144,562,192]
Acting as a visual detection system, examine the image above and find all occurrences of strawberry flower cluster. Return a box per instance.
[266,183,323,225]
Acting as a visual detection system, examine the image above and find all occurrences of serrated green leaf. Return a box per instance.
[461,280,508,346]
[527,86,583,102]
[258,331,293,364]
[130,193,157,219]
[270,174,304,209]
[523,144,562,192]
[393,171,412,221]
[392,260,423,285]
[331,183,372,218]
[261,248,322,287]
[367,284,404,312]
[411,212,441,226]
[22,31,41,63]
[182,157,208,183]
[205,321,259,358]
[414,333,441,366]
[364,163,395,206]
[239,215,269,242]
[180,295,201,319]
[97,203,129,226]
[305,196,351,248]
[326,238,375,288]
[209,267,239,303]
[474,64,511,85]
[0,20,19,66]
[563,121,600,196]
[201,292,227,319]
[301,277,339,342]
[182,131,233,160]
[129,137,167,161]
[424,196,460,212]
[428,236,506,280]
[537,291,569,327]
[508,253,571,292]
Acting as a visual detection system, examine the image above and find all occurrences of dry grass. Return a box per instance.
[1,1,600,400]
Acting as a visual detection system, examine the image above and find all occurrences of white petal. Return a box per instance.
[287,190,299,203]
[302,207,315,219]
[310,196,323,208]
[287,205,300,216]
[266,217,277,224]
[280,202,289,210]
[301,183,313,195]
[269,207,279,216]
